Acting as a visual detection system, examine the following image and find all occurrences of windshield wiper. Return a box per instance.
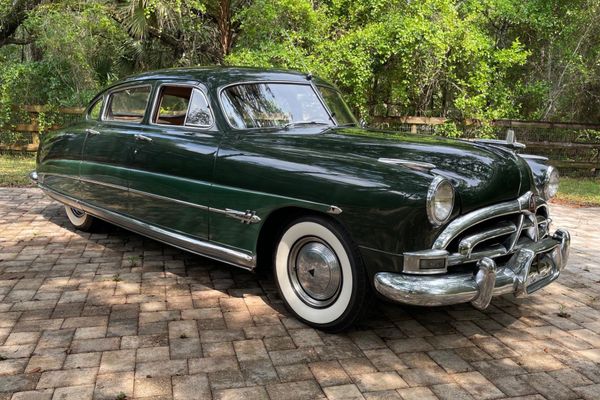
[283,121,331,130]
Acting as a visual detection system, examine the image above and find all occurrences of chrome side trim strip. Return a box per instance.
[327,206,342,215]
[377,158,436,172]
[222,208,261,224]
[40,173,260,224]
[39,184,256,270]
[128,186,209,211]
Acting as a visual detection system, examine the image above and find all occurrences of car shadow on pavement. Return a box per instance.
[38,202,532,337]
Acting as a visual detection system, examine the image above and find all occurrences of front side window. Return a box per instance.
[317,86,357,126]
[153,85,213,127]
[220,83,332,129]
[87,98,103,120]
[105,86,151,123]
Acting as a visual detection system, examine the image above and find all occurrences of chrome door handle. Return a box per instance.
[85,128,100,135]
[134,134,153,143]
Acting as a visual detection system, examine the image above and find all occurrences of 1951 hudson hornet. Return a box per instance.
[32,67,570,331]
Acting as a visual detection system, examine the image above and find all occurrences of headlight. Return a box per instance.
[427,176,455,226]
[542,166,559,200]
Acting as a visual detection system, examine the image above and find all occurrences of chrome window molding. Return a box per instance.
[40,172,261,224]
[38,183,256,270]
[149,82,215,130]
[85,96,105,121]
[216,80,337,131]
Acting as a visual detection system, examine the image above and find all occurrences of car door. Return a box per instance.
[79,83,152,215]
[125,82,217,240]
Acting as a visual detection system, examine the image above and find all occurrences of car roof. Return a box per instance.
[116,66,333,89]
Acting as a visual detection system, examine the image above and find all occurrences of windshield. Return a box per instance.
[317,86,358,126]
[220,83,333,129]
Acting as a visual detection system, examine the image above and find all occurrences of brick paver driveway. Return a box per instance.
[1,188,600,400]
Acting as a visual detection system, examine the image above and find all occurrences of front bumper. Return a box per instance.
[374,229,570,309]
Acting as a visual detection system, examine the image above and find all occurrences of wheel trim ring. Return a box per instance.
[287,236,343,308]
[275,221,354,324]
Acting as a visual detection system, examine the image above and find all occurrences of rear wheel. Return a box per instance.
[64,205,96,231]
[273,215,369,332]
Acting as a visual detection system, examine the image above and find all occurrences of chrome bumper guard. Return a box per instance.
[374,229,570,309]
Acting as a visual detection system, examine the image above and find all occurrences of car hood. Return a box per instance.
[274,126,531,213]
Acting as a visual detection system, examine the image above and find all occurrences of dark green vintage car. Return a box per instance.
[32,67,570,331]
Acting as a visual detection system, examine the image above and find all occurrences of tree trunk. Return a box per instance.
[0,0,44,47]
[218,0,233,59]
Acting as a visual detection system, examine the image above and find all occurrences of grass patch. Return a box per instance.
[0,152,36,187]
[555,177,600,207]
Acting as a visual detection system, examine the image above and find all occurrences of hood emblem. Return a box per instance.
[378,158,436,172]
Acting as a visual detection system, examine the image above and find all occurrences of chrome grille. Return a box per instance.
[433,192,550,267]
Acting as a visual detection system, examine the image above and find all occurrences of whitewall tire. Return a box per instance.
[64,205,96,231]
[273,216,369,331]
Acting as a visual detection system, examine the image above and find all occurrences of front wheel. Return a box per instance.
[64,205,96,231]
[273,216,369,332]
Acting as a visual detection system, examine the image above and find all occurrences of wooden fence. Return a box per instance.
[372,116,600,175]
[0,105,84,152]
[1,107,598,175]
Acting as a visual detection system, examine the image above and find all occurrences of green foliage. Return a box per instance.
[227,0,530,122]
[1,0,599,143]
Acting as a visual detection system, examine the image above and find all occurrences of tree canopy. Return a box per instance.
[1,0,599,128]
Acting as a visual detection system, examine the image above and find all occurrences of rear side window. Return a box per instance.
[153,85,213,128]
[105,86,151,123]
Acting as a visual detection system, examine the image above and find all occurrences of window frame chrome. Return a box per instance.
[85,96,105,121]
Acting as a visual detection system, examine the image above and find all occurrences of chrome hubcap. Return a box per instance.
[70,207,85,218]
[288,237,342,308]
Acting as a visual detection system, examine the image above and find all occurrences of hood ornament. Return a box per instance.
[378,158,436,172]
[473,129,526,150]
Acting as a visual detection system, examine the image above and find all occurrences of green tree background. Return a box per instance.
[1,0,599,135]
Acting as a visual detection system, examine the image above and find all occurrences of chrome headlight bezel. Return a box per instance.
[426,176,455,226]
[542,166,559,200]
